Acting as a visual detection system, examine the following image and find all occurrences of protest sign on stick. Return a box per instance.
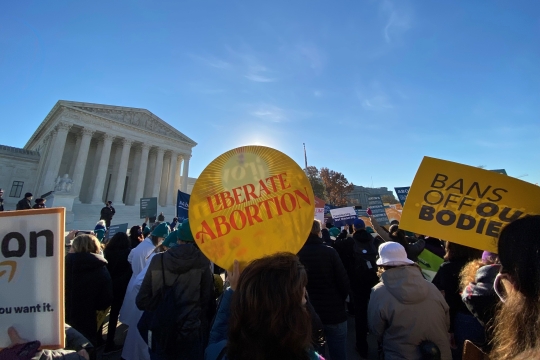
[395,187,410,206]
[189,146,315,270]
[176,190,190,222]
[140,197,157,219]
[401,157,540,252]
[314,196,326,224]
[0,208,65,349]
[107,223,129,240]
[330,207,357,228]
[368,196,390,225]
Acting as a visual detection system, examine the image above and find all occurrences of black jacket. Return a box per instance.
[0,196,4,211]
[432,259,471,332]
[298,234,350,325]
[16,198,32,210]
[334,229,378,295]
[100,206,114,220]
[136,244,215,356]
[104,248,133,307]
[65,252,113,344]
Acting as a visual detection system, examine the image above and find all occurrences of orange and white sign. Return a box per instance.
[189,146,315,270]
[0,208,65,349]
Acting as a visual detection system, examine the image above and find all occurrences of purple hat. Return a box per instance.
[482,251,498,264]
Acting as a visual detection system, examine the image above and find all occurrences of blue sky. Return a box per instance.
[1,0,539,193]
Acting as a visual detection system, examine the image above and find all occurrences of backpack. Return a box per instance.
[138,253,184,355]
[353,238,379,288]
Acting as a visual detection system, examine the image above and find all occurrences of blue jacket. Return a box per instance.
[205,289,324,360]
[205,288,232,360]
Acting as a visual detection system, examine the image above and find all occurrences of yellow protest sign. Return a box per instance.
[401,157,540,252]
[190,146,315,270]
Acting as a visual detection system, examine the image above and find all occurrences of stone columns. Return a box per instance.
[175,155,182,194]
[43,122,71,192]
[91,134,114,204]
[68,134,82,177]
[181,154,190,192]
[71,129,94,198]
[152,148,165,198]
[134,144,150,201]
[167,152,178,205]
[113,139,133,204]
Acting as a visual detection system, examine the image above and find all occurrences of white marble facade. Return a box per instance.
[23,100,196,207]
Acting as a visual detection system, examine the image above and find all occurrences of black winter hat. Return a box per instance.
[157,212,165,222]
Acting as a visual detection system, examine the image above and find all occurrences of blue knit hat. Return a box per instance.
[178,219,194,242]
[162,229,179,248]
[151,222,170,238]
[353,218,365,229]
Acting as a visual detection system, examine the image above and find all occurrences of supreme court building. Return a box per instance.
[0,100,197,227]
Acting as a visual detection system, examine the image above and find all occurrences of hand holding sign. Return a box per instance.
[189,146,315,270]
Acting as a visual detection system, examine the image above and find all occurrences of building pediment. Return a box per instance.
[63,102,197,146]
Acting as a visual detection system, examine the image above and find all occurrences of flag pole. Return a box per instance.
[303,143,308,169]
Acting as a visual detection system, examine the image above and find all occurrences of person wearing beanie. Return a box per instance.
[333,217,378,358]
[16,192,33,210]
[142,225,151,238]
[157,212,165,222]
[368,242,451,360]
[150,212,166,232]
[32,198,46,209]
[162,229,180,249]
[137,218,215,359]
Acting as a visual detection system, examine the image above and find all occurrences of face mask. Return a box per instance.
[494,272,513,303]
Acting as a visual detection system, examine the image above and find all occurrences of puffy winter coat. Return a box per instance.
[368,266,451,360]
[136,244,215,359]
[297,234,350,325]
[65,252,113,344]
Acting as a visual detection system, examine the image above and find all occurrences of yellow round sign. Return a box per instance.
[190,146,315,270]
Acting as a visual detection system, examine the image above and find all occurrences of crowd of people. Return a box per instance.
[0,189,49,211]
[2,208,540,360]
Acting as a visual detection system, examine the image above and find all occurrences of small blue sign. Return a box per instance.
[176,190,190,222]
[394,187,411,206]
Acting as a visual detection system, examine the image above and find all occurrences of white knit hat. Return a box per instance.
[376,242,415,266]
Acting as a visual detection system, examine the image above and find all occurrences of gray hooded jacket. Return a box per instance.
[368,266,452,360]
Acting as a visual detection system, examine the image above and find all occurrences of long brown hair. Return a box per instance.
[491,215,540,359]
[227,253,312,360]
[459,259,484,291]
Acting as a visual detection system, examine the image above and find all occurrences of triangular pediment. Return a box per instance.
[62,101,197,146]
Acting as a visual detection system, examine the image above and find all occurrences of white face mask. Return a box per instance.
[494,272,514,303]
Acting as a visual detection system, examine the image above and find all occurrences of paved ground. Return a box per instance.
[97,315,379,360]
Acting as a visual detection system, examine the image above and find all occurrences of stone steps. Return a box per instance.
[69,203,178,231]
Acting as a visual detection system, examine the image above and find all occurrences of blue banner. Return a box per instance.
[394,187,410,206]
[176,190,190,222]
